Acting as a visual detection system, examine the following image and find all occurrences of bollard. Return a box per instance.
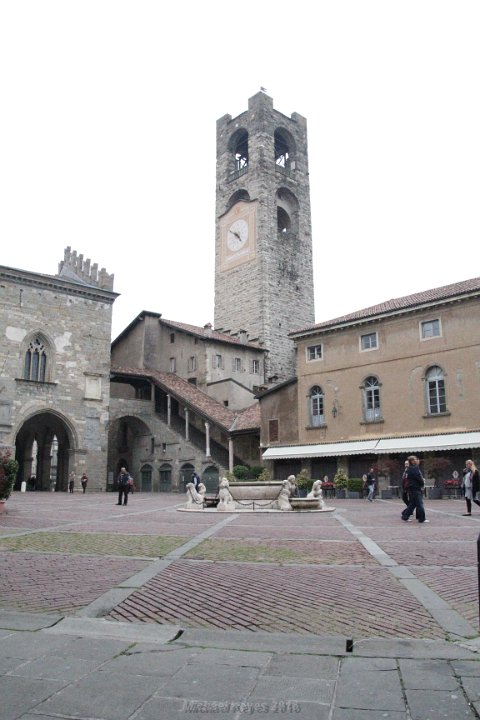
[21,481,27,493]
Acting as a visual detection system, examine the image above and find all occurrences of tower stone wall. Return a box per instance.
[214,92,315,381]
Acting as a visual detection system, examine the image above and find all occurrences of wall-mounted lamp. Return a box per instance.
[332,400,338,418]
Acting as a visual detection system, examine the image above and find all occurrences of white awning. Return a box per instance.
[262,432,480,460]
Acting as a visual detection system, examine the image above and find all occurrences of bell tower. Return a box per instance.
[214,91,315,382]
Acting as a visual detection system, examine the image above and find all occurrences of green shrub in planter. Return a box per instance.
[347,478,364,493]
[232,465,250,480]
[0,451,19,501]
[333,468,348,490]
[249,466,265,480]
[296,470,313,493]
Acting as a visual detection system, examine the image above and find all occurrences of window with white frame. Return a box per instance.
[426,365,447,414]
[188,356,197,372]
[360,332,378,351]
[309,386,325,426]
[420,319,441,340]
[169,357,176,373]
[363,376,382,421]
[307,344,322,361]
[233,357,242,372]
[251,359,260,374]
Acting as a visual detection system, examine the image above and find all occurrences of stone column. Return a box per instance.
[228,437,234,473]
[204,421,211,457]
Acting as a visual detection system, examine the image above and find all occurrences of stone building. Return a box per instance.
[214,91,315,382]
[0,248,116,491]
[109,312,264,492]
[260,277,480,491]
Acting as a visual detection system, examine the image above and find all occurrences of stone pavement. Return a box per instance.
[0,491,479,718]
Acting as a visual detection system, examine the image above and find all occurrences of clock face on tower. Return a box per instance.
[227,219,249,252]
[219,201,257,271]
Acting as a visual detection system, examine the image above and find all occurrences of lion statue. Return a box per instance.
[217,477,235,511]
[185,481,206,509]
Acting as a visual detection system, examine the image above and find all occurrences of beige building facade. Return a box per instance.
[261,278,480,488]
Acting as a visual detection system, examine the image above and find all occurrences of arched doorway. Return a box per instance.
[140,464,152,492]
[181,463,195,490]
[14,411,76,491]
[202,465,219,493]
[158,463,172,492]
[108,415,153,492]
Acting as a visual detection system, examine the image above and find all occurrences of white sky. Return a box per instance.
[1,1,479,341]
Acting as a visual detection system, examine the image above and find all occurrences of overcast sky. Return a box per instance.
[1,1,479,340]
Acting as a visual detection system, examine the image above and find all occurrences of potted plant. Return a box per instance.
[347,477,363,499]
[333,468,348,498]
[0,450,19,512]
[295,469,313,497]
[423,457,451,499]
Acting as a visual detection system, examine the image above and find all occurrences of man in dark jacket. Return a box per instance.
[116,467,132,506]
[401,456,428,523]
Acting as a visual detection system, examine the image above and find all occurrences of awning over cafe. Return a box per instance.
[262,431,480,460]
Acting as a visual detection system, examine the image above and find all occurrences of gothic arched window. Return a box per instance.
[24,336,48,382]
[309,386,324,426]
[425,366,447,414]
[363,376,382,422]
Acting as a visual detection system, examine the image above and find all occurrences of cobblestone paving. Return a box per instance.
[0,532,187,557]
[107,560,445,638]
[184,538,376,564]
[412,566,479,625]
[1,493,478,639]
[0,551,149,613]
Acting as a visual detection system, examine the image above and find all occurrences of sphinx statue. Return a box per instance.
[275,478,293,511]
[185,481,206,509]
[307,479,325,509]
[217,477,236,511]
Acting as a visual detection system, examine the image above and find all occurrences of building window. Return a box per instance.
[360,332,378,351]
[421,319,441,340]
[269,419,279,443]
[251,359,260,374]
[426,366,447,414]
[307,344,322,361]
[233,357,242,372]
[212,354,223,369]
[309,386,325,426]
[363,376,382,422]
[170,333,175,343]
[24,337,48,382]
[188,356,197,372]
[169,357,176,373]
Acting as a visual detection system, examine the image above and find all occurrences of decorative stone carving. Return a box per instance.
[307,479,325,509]
[275,478,293,511]
[217,477,235,512]
[185,481,206,509]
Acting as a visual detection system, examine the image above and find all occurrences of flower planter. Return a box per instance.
[428,487,442,500]
[335,489,346,499]
[347,491,360,499]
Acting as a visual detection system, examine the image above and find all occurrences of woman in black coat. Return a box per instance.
[462,459,480,516]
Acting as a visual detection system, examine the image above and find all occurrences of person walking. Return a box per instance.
[116,467,132,506]
[80,473,88,494]
[68,472,75,493]
[401,455,429,523]
[366,467,376,502]
[461,459,480,516]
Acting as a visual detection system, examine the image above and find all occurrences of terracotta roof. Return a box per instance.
[161,318,264,350]
[110,366,259,433]
[291,276,480,336]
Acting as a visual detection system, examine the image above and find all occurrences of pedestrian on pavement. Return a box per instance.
[191,470,200,490]
[116,467,132,506]
[68,472,75,493]
[461,459,480,516]
[401,460,409,505]
[401,455,428,523]
[80,473,88,494]
[366,467,376,502]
